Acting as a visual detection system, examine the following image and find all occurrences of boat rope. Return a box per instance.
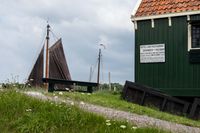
[26,28,46,82]
[50,29,59,42]
[90,59,98,82]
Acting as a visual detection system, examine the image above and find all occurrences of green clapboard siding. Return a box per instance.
[135,15,200,96]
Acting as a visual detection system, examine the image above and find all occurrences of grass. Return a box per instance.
[48,90,200,128]
[0,90,168,133]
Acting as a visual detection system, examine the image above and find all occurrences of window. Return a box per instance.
[188,21,200,50]
[191,24,200,48]
[188,21,200,63]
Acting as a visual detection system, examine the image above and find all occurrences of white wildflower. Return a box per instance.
[53,93,56,96]
[59,92,63,95]
[54,96,58,99]
[132,126,137,130]
[106,122,111,126]
[106,120,110,123]
[120,125,126,129]
[65,88,70,91]
[71,102,74,106]
[80,101,85,105]
[87,93,91,96]
[26,108,32,112]
[81,93,85,95]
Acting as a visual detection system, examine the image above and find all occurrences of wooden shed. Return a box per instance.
[132,0,200,98]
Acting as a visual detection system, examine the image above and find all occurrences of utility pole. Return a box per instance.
[97,49,101,85]
[45,24,50,90]
[97,44,105,89]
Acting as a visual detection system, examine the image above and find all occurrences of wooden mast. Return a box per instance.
[45,24,50,89]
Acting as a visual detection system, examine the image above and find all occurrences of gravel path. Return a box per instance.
[24,91,200,133]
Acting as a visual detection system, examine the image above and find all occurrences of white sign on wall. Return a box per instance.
[140,44,165,63]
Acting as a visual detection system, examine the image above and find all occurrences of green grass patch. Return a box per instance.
[0,90,168,133]
[50,90,200,127]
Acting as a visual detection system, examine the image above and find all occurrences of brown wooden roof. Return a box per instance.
[135,0,200,18]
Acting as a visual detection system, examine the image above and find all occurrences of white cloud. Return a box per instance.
[0,0,137,84]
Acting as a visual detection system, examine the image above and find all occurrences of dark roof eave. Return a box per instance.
[132,10,200,22]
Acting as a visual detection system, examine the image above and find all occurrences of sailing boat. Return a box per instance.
[28,24,71,89]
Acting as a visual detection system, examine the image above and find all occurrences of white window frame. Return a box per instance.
[151,19,155,28]
[188,20,200,51]
[188,22,192,51]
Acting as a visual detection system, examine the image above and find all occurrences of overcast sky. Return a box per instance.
[0,0,137,84]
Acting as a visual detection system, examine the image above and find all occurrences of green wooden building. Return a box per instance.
[132,0,200,97]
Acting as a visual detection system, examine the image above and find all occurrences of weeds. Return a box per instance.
[0,90,168,133]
